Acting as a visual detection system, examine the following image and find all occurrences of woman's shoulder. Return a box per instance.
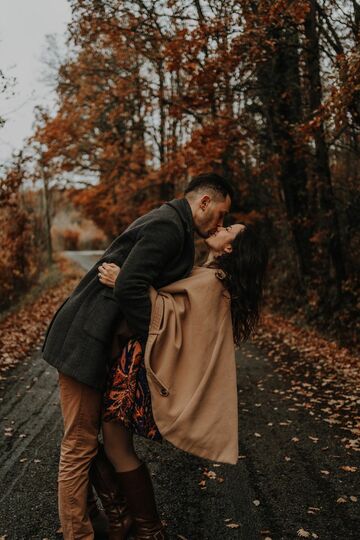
[189,266,226,287]
[159,265,229,313]
[159,266,221,292]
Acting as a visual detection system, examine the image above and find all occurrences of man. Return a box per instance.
[42,172,233,540]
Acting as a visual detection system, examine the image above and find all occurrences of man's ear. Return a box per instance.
[199,195,210,210]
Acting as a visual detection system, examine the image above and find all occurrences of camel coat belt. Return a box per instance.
[143,266,239,465]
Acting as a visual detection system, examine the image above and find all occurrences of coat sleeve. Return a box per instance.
[113,219,183,346]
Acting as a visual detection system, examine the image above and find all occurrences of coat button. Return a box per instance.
[160,388,169,396]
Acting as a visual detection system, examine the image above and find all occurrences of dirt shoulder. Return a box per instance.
[0,254,84,379]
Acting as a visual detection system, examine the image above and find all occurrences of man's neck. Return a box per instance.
[184,196,196,220]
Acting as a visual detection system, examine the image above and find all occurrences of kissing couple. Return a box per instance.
[42,172,268,540]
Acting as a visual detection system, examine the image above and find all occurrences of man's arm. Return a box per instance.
[113,219,182,346]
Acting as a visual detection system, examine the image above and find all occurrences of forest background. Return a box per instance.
[0,0,359,352]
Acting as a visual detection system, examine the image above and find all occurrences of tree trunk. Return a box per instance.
[41,165,53,264]
[304,0,346,297]
[256,23,312,288]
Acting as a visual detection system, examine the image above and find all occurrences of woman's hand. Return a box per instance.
[98,262,120,288]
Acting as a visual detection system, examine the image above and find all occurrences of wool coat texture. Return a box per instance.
[41,198,195,390]
[144,266,239,465]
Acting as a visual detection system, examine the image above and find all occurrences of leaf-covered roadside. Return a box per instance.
[252,312,360,453]
[0,256,84,378]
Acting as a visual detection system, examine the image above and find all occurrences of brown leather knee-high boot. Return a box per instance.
[90,444,135,540]
[116,462,168,540]
[87,483,109,538]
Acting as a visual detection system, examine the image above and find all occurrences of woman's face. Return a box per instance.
[205,223,245,254]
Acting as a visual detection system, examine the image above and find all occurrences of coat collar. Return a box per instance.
[165,198,194,236]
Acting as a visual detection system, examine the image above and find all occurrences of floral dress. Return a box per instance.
[102,337,163,442]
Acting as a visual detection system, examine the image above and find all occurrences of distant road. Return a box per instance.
[63,250,104,271]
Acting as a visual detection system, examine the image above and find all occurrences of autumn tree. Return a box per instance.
[32,0,359,327]
[0,152,47,309]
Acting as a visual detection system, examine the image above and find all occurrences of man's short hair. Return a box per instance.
[184,172,234,201]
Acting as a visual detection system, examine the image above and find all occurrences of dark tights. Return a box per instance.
[102,420,142,472]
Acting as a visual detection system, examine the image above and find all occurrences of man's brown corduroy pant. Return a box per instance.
[58,372,102,540]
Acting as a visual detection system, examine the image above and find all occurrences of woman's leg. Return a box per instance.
[102,420,167,538]
[102,420,142,472]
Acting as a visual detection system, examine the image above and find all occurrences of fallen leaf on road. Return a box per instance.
[337,496,347,503]
[320,470,330,475]
[203,470,216,479]
[226,523,240,529]
[350,496,358,502]
[307,507,320,515]
[340,465,357,472]
[297,528,311,537]
[253,499,260,506]
[254,432,262,437]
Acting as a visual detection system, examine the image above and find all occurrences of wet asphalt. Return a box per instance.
[0,252,359,540]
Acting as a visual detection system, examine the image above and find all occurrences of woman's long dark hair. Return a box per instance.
[208,223,269,346]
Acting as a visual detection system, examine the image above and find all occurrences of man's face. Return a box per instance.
[193,194,231,239]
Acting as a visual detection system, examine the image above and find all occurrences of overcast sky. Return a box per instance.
[0,0,71,165]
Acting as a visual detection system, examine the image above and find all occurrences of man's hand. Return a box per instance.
[98,262,120,288]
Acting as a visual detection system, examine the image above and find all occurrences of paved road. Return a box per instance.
[0,252,359,539]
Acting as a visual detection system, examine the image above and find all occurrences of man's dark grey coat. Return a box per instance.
[42,198,195,390]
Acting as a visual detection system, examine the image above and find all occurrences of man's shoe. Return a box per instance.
[90,444,134,540]
[116,462,168,540]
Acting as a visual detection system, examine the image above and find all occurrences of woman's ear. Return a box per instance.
[223,244,233,254]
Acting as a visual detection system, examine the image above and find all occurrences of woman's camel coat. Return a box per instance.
[143,266,239,465]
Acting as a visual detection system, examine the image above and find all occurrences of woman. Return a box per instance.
[96,223,268,540]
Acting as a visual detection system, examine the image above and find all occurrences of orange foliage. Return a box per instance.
[27,0,359,338]
[0,162,46,309]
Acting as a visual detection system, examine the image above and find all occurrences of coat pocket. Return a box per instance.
[83,288,122,343]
